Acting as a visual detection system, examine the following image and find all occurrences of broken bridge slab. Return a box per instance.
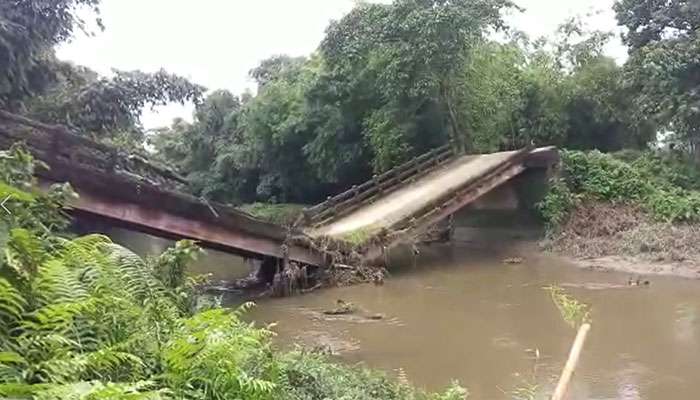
[306,147,559,265]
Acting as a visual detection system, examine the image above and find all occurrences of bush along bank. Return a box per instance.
[537,150,700,277]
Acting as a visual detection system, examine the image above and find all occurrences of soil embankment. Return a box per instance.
[543,202,700,278]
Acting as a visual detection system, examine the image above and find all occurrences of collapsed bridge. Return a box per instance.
[0,110,558,268]
[303,144,559,261]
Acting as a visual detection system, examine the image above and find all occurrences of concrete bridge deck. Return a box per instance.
[307,147,558,254]
[312,150,521,238]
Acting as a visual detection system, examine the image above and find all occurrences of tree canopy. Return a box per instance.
[7,0,697,206]
[1,0,204,148]
[615,0,700,158]
[151,3,658,205]
[0,0,102,106]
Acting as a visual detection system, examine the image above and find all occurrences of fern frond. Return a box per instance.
[22,299,96,335]
[77,346,146,382]
[59,234,112,270]
[32,260,89,306]
[103,244,166,304]
[0,278,26,335]
[0,351,26,383]
[57,235,116,294]
[0,278,26,350]
[0,382,48,398]
[5,228,46,281]
[231,301,255,320]
[32,380,170,399]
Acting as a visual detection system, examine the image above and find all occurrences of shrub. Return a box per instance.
[536,179,575,230]
[539,150,700,227]
[278,350,467,400]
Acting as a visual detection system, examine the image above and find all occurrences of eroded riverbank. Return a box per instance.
[544,202,700,280]
[563,255,700,280]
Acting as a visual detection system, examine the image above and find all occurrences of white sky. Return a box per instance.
[56,0,626,130]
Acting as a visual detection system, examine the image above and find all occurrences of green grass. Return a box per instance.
[544,286,591,328]
[340,228,376,246]
[239,203,307,225]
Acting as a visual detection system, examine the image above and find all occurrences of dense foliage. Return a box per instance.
[0,0,101,107]
[26,65,204,147]
[538,150,700,228]
[615,0,700,160]
[238,203,306,226]
[150,2,658,205]
[0,145,467,399]
[4,0,700,208]
[1,0,204,148]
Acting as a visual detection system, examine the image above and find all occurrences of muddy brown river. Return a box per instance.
[108,228,700,400]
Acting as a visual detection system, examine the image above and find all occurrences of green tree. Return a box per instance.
[151,90,254,203]
[564,56,655,151]
[151,2,662,207]
[1,0,204,149]
[461,41,528,151]
[240,56,323,201]
[321,0,514,164]
[615,0,700,159]
[25,64,204,146]
[0,0,102,107]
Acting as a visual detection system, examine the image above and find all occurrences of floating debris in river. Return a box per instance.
[323,299,357,315]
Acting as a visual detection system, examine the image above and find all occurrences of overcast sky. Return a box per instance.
[56,0,626,130]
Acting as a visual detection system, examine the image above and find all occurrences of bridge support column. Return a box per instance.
[256,256,278,284]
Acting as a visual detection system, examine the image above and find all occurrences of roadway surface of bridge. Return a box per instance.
[312,150,523,237]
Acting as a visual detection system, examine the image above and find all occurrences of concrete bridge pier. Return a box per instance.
[452,167,550,244]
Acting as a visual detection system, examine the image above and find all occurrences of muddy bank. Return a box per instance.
[544,202,700,279]
[553,254,700,279]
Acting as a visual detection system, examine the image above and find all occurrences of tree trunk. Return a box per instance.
[440,81,466,154]
[692,135,700,165]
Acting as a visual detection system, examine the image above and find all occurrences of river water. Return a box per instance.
[108,228,700,400]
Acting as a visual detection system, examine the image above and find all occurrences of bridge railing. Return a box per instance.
[0,110,187,189]
[303,144,454,227]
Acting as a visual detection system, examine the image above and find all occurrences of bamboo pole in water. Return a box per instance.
[551,323,591,400]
